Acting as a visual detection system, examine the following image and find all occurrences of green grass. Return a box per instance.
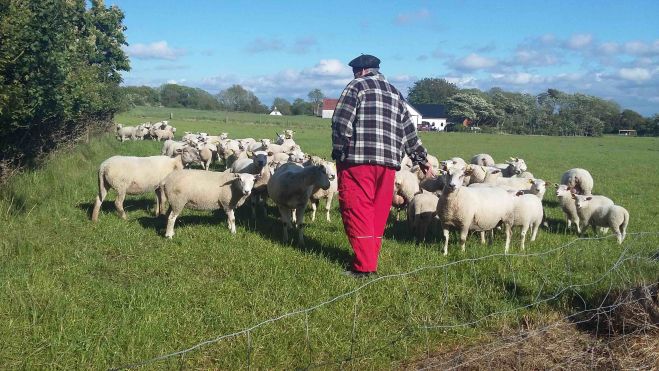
[1,106,657,369]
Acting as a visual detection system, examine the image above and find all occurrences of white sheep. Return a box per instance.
[570,193,615,235]
[494,157,528,177]
[153,128,174,141]
[471,153,495,166]
[437,165,515,255]
[509,191,544,250]
[91,155,184,221]
[247,139,270,152]
[116,124,136,142]
[561,168,594,195]
[392,169,421,220]
[267,163,330,246]
[407,190,439,243]
[554,184,581,233]
[161,139,186,157]
[572,194,629,243]
[181,142,216,170]
[309,160,337,222]
[159,170,257,237]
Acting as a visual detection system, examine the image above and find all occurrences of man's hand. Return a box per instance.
[331,149,345,162]
[419,162,436,179]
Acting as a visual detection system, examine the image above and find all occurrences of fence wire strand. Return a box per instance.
[110,232,659,370]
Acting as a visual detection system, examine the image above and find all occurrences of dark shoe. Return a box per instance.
[342,269,374,278]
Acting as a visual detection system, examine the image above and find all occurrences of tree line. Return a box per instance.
[121,84,325,116]
[0,0,130,181]
[407,78,658,136]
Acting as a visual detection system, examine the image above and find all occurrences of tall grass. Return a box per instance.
[0,107,657,369]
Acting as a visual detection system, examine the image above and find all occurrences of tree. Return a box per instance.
[307,89,324,116]
[291,98,313,116]
[446,92,499,127]
[271,98,292,115]
[617,109,646,133]
[216,84,267,113]
[120,86,160,107]
[407,78,458,105]
[0,0,130,180]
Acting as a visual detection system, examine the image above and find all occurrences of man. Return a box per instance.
[331,54,433,278]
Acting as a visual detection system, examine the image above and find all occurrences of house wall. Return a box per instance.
[322,109,334,119]
[421,118,448,131]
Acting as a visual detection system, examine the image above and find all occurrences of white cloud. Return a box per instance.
[453,53,497,71]
[491,72,545,85]
[598,42,619,55]
[306,59,350,77]
[123,41,185,60]
[623,40,659,56]
[245,38,285,54]
[566,33,593,50]
[618,67,652,82]
[395,9,431,25]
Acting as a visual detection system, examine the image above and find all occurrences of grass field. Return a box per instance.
[1,106,657,369]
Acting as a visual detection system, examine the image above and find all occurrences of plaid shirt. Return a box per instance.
[331,71,425,169]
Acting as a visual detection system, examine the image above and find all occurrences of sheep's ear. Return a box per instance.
[586,196,592,201]
[267,151,274,156]
[247,151,253,157]
[516,190,524,196]
[492,169,501,174]
[571,193,576,199]
[553,183,559,188]
[528,178,534,184]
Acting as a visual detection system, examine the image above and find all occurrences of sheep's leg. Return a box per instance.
[325,195,333,222]
[480,231,486,244]
[504,223,512,254]
[520,224,529,251]
[310,201,317,222]
[226,209,236,234]
[91,177,108,222]
[291,208,297,224]
[530,222,540,242]
[115,191,127,220]
[278,206,292,243]
[442,228,450,256]
[165,210,179,239]
[459,228,469,253]
[295,207,306,247]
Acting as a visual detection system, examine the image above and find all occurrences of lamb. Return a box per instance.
[158,170,257,237]
[554,184,581,233]
[181,142,216,170]
[237,138,256,150]
[407,190,439,243]
[267,163,330,246]
[91,154,184,222]
[471,153,495,166]
[392,169,421,219]
[230,151,268,175]
[570,193,615,234]
[436,165,515,255]
[161,139,186,157]
[247,139,270,152]
[309,160,338,222]
[494,157,528,177]
[283,129,295,139]
[509,191,544,250]
[116,124,137,142]
[152,128,174,141]
[572,194,629,243]
[561,168,594,195]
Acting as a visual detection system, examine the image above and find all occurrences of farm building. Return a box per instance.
[321,98,339,119]
[269,107,283,116]
[320,98,447,131]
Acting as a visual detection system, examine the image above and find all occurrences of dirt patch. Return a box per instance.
[407,283,659,370]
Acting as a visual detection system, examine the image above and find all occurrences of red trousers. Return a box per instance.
[337,163,396,273]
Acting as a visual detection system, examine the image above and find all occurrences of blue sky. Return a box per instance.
[110,0,659,115]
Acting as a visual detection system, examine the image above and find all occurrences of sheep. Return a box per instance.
[247,139,270,152]
[570,193,615,235]
[181,142,216,170]
[132,124,150,140]
[116,124,137,142]
[283,129,295,139]
[161,139,187,157]
[509,191,544,250]
[494,157,528,177]
[400,154,413,170]
[309,161,338,222]
[392,169,421,220]
[153,128,174,141]
[230,151,268,175]
[159,171,257,237]
[267,163,330,246]
[237,138,256,150]
[406,190,439,244]
[436,165,515,255]
[554,184,581,233]
[91,154,184,222]
[471,154,495,166]
[572,195,629,244]
[427,154,440,172]
[561,168,594,195]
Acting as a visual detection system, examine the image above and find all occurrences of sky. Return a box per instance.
[109,0,659,116]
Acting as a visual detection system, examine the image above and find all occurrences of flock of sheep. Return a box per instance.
[91,121,630,254]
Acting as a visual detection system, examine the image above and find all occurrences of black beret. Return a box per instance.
[348,54,380,69]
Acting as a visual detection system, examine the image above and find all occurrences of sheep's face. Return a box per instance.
[446,168,466,192]
[323,163,337,181]
[180,147,200,166]
[555,184,571,197]
[316,166,331,190]
[573,194,592,210]
[531,179,546,196]
[261,139,271,146]
[220,133,229,140]
[235,174,256,196]
[274,134,285,145]
[506,158,527,174]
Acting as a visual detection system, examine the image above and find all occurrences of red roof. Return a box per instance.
[323,98,339,110]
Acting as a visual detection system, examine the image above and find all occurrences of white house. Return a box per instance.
[321,98,339,119]
[269,106,282,116]
[410,103,448,131]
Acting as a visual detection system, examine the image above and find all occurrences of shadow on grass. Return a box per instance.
[76,198,155,219]
[543,200,560,208]
[235,203,354,268]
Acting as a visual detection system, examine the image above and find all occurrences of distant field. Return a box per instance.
[1,106,657,369]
